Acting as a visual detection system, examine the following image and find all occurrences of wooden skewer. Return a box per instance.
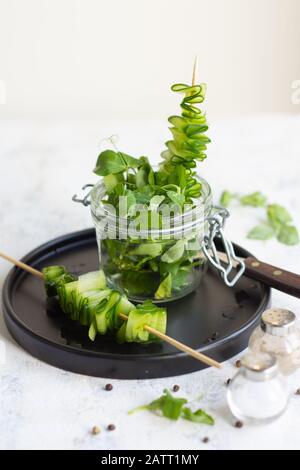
[0,251,222,369]
[192,55,198,86]
[119,313,221,369]
[0,251,44,279]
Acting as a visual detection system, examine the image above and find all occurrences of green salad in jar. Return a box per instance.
[91,78,211,303]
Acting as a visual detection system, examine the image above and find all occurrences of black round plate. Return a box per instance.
[2,228,270,379]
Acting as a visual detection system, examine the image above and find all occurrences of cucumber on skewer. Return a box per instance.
[43,266,167,344]
[43,265,76,297]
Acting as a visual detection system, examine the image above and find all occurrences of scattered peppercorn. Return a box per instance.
[105,383,113,391]
[107,424,116,431]
[172,385,180,392]
[91,426,101,435]
[295,388,300,395]
[235,360,242,368]
[202,437,209,443]
[234,420,243,428]
[226,378,231,386]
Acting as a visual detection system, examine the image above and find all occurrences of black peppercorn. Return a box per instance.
[105,383,113,391]
[172,385,180,392]
[234,420,243,428]
[107,424,116,431]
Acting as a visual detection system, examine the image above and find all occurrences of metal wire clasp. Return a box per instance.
[72,184,94,207]
[201,206,245,287]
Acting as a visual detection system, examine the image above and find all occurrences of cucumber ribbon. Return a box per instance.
[43,265,167,343]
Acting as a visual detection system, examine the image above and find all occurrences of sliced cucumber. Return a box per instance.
[88,320,97,341]
[94,291,121,336]
[117,300,167,343]
[43,265,76,297]
[79,289,111,325]
[77,270,106,293]
[112,295,135,330]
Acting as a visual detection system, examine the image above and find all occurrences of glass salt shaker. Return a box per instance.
[248,308,300,375]
[227,352,288,424]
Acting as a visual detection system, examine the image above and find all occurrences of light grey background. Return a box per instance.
[0,0,300,119]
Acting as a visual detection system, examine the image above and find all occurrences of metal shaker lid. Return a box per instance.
[241,352,278,381]
[261,308,296,337]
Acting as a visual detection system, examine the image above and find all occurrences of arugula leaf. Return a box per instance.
[220,190,234,208]
[94,150,127,176]
[129,389,215,425]
[247,224,275,240]
[240,192,267,207]
[219,190,299,246]
[182,407,214,425]
[277,225,299,246]
[161,240,185,263]
[129,389,187,420]
[267,204,292,229]
[155,273,172,299]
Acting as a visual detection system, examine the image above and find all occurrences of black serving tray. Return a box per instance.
[2,228,270,379]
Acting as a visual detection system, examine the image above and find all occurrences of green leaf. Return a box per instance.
[121,271,158,296]
[277,225,299,246]
[219,190,233,208]
[172,268,189,290]
[120,153,141,168]
[167,191,185,207]
[240,192,267,207]
[122,191,136,216]
[129,389,187,420]
[134,186,154,204]
[130,243,163,258]
[182,407,214,425]
[161,240,185,263]
[136,164,153,189]
[93,150,126,176]
[149,195,165,211]
[155,273,172,299]
[267,204,292,229]
[247,224,275,240]
[159,259,181,277]
[103,173,124,193]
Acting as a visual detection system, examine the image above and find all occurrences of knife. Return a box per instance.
[216,251,300,298]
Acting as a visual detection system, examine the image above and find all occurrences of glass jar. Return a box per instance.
[227,352,288,424]
[90,176,212,303]
[248,308,300,375]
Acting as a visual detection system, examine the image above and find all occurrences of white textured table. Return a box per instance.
[0,116,300,450]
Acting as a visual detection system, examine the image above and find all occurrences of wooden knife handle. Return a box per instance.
[244,257,300,298]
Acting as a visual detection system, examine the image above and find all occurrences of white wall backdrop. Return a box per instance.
[0,0,300,119]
